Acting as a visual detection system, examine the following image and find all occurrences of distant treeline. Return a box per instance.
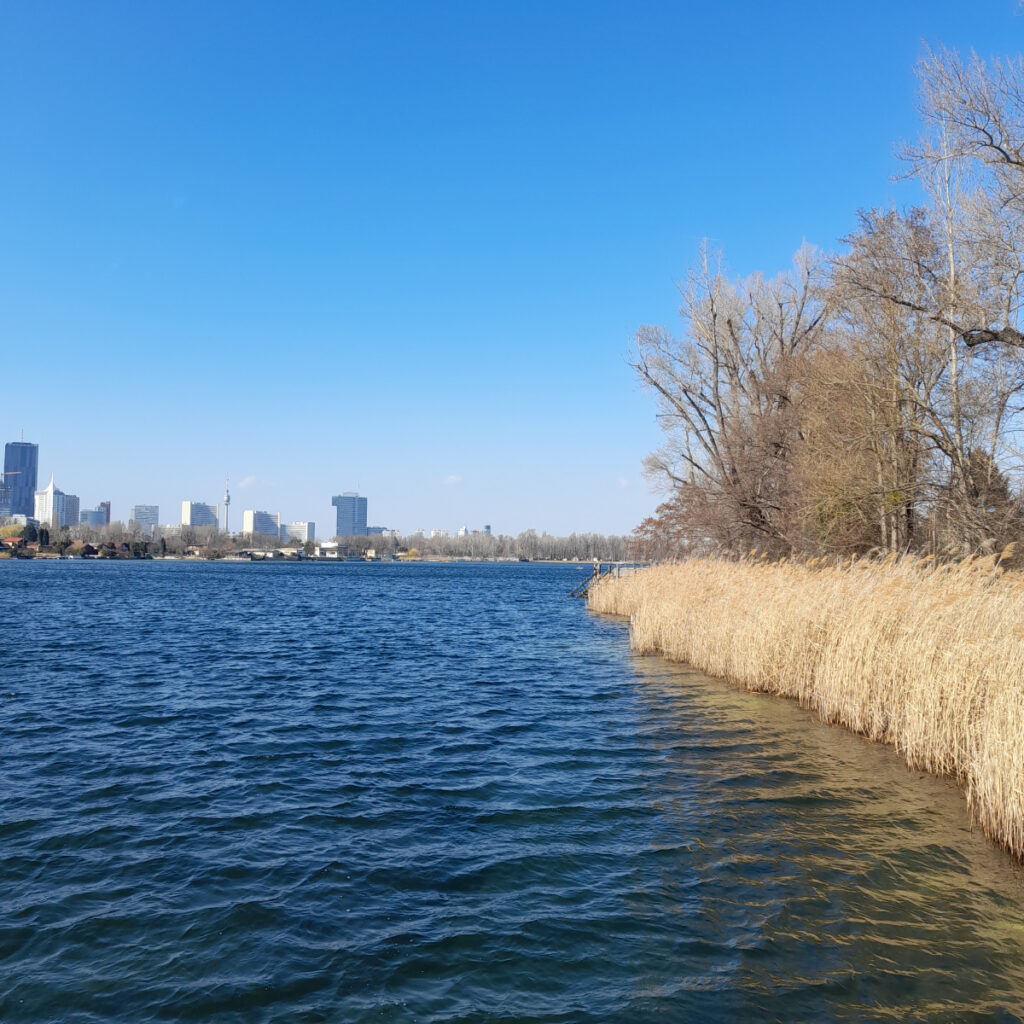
[330,530,630,561]
[1,520,629,561]
[633,48,1024,561]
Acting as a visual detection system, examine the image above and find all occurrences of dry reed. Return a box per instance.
[588,556,1024,857]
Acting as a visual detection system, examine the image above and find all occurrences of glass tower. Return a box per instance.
[332,492,368,537]
[4,441,39,517]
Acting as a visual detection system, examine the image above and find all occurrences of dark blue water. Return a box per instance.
[3,561,1024,1023]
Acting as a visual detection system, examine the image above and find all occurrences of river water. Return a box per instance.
[3,560,1024,1022]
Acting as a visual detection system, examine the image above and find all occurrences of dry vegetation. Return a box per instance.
[589,554,1024,858]
[630,48,1024,565]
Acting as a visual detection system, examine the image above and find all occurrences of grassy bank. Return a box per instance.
[588,556,1024,858]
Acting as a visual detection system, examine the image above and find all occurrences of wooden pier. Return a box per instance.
[570,561,648,598]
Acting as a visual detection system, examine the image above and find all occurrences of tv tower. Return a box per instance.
[223,473,231,533]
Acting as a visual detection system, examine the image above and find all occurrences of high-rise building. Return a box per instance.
[332,492,368,537]
[242,509,281,537]
[282,521,315,543]
[4,441,39,517]
[34,475,79,528]
[80,508,107,528]
[130,505,159,533]
[98,501,111,525]
[64,493,80,528]
[181,500,219,527]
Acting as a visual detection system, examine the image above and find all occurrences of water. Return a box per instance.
[3,561,1024,1023]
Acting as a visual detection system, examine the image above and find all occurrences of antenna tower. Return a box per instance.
[223,473,231,533]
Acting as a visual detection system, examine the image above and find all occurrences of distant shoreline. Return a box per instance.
[2,554,598,565]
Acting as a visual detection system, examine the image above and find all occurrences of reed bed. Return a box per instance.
[588,554,1024,857]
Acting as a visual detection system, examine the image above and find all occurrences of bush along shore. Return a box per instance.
[588,554,1024,858]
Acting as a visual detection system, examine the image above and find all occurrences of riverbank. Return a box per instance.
[588,555,1024,858]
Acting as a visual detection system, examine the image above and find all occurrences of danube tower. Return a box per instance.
[222,473,231,533]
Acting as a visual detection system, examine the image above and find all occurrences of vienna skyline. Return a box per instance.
[1,2,1018,534]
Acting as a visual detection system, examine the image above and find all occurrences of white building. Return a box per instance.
[457,525,469,537]
[430,528,449,539]
[242,509,281,537]
[33,475,80,528]
[182,500,219,527]
[282,521,315,543]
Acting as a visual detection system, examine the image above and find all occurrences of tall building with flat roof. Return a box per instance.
[181,500,219,527]
[282,521,315,543]
[98,501,111,525]
[130,505,159,533]
[242,509,281,537]
[332,492,367,537]
[80,508,107,528]
[4,441,39,517]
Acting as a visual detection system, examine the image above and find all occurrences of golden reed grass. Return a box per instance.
[588,553,1024,857]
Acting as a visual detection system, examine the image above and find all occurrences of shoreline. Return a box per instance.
[588,556,1024,859]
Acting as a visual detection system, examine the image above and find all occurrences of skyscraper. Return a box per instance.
[130,505,159,533]
[332,492,368,537]
[181,500,219,527]
[242,509,281,537]
[4,440,39,517]
[34,475,79,528]
[98,501,111,525]
[282,521,315,543]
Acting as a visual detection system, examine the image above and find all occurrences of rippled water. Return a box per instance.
[3,561,1024,1022]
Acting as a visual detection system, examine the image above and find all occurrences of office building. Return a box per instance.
[483,524,492,536]
[34,475,80,528]
[130,505,159,533]
[80,507,107,528]
[98,501,111,525]
[242,509,281,537]
[282,521,315,543]
[64,493,80,528]
[4,440,39,517]
[332,492,367,537]
[181,500,219,527]
[367,525,387,536]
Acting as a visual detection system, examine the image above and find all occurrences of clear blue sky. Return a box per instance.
[2,1,1021,535]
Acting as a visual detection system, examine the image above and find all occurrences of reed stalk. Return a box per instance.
[588,555,1024,857]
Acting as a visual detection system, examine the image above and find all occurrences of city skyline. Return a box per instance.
[0,434,521,538]
[1,5,1018,534]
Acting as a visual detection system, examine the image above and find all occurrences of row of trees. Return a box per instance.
[1,518,628,561]
[634,48,1024,560]
[340,530,630,561]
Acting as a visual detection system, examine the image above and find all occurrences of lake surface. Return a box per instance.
[3,560,1024,1023]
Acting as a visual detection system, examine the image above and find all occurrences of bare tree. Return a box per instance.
[633,243,828,554]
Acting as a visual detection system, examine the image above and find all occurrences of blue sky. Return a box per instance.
[2,1,1022,535]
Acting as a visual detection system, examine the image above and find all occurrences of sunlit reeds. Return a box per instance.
[588,554,1024,857]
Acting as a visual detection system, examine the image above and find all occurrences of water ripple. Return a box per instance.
[2,561,1024,1022]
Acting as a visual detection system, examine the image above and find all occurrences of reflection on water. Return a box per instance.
[1,560,1023,1023]
[628,655,1024,1021]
